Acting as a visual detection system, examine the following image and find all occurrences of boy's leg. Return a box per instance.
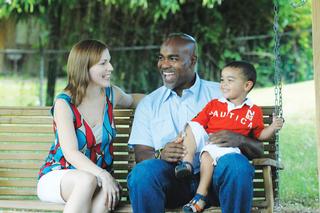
[182,152,214,212]
[182,124,197,163]
[196,151,214,196]
[175,125,197,178]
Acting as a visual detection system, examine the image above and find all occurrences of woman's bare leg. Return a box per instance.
[60,170,98,213]
[91,187,109,213]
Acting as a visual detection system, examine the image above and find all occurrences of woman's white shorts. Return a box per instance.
[37,170,70,204]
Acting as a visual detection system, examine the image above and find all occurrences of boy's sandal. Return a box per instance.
[175,161,194,179]
[182,193,207,213]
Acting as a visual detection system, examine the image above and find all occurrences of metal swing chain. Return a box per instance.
[273,0,305,208]
[273,0,282,208]
[274,0,283,118]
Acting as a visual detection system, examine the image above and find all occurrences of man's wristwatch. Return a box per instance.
[155,148,163,159]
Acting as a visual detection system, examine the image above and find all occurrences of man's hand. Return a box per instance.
[207,130,244,147]
[133,134,187,163]
[160,136,186,162]
[208,130,263,159]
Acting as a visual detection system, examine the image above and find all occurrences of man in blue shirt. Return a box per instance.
[127,33,263,213]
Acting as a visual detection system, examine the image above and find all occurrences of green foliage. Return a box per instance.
[202,0,222,8]
[0,0,313,93]
[0,0,40,18]
[277,0,312,83]
[153,0,181,22]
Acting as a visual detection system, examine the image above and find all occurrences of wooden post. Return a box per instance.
[312,0,320,201]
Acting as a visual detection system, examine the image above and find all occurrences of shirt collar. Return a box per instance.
[218,96,254,110]
[162,73,200,103]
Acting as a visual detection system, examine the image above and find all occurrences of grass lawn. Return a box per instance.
[0,76,319,210]
[279,122,318,209]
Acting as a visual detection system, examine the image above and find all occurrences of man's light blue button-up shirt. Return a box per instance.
[128,74,222,173]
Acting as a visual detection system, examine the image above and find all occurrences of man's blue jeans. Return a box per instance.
[127,153,254,213]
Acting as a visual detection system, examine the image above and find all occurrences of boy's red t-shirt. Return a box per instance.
[192,99,264,139]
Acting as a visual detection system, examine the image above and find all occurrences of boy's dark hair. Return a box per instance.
[224,60,257,90]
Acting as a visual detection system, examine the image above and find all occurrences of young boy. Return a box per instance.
[175,61,284,213]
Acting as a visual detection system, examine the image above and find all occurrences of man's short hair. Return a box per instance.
[166,33,197,56]
[167,33,196,44]
[224,61,257,88]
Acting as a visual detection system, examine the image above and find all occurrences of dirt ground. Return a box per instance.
[276,204,319,213]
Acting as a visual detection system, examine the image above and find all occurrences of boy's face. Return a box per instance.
[220,67,253,103]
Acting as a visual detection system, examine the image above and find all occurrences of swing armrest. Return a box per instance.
[252,158,284,169]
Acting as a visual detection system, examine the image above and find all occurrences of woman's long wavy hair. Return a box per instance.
[64,39,107,106]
